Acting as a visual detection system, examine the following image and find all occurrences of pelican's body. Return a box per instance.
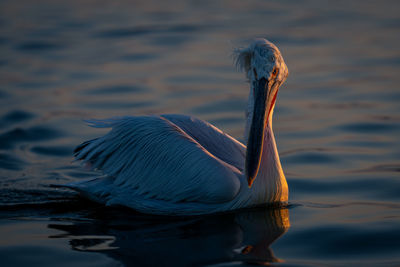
[70,39,289,215]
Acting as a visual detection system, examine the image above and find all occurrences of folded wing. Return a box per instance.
[73,115,242,206]
[160,114,245,171]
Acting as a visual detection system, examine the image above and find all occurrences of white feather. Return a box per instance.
[67,39,289,215]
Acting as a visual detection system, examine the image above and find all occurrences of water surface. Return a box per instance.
[0,0,399,266]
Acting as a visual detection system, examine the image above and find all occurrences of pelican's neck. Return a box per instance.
[243,84,288,204]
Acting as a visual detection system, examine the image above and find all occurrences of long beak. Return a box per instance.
[245,77,274,187]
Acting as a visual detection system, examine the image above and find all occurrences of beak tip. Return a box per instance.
[247,176,255,188]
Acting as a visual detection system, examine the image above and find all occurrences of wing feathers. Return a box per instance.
[161,114,245,171]
[73,115,241,207]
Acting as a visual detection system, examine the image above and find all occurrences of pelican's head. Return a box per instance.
[235,39,288,187]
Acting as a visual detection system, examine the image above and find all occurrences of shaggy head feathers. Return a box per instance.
[234,38,288,83]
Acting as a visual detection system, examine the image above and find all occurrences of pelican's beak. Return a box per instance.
[245,77,276,187]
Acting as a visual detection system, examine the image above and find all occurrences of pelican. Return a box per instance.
[68,38,289,215]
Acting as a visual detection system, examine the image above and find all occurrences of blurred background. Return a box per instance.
[0,0,399,266]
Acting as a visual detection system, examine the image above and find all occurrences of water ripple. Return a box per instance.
[283,152,339,165]
[349,163,400,174]
[0,153,25,171]
[31,146,73,157]
[339,122,399,133]
[16,41,64,52]
[83,85,150,95]
[95,24,203,39]
[284,225,400,257]
[0,126,62,149]
[0,110,35,128]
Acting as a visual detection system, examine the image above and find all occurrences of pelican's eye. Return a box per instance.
[272,68,278,76]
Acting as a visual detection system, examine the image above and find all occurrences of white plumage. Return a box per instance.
[68,39,289,215]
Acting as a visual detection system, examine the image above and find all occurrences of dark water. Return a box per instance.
[1,0,400,266]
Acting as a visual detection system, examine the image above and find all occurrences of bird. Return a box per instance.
[67,38,289,215]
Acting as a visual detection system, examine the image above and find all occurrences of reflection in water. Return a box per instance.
[48,207,289,266]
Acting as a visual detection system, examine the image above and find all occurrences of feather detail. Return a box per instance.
[71,115,242,211]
